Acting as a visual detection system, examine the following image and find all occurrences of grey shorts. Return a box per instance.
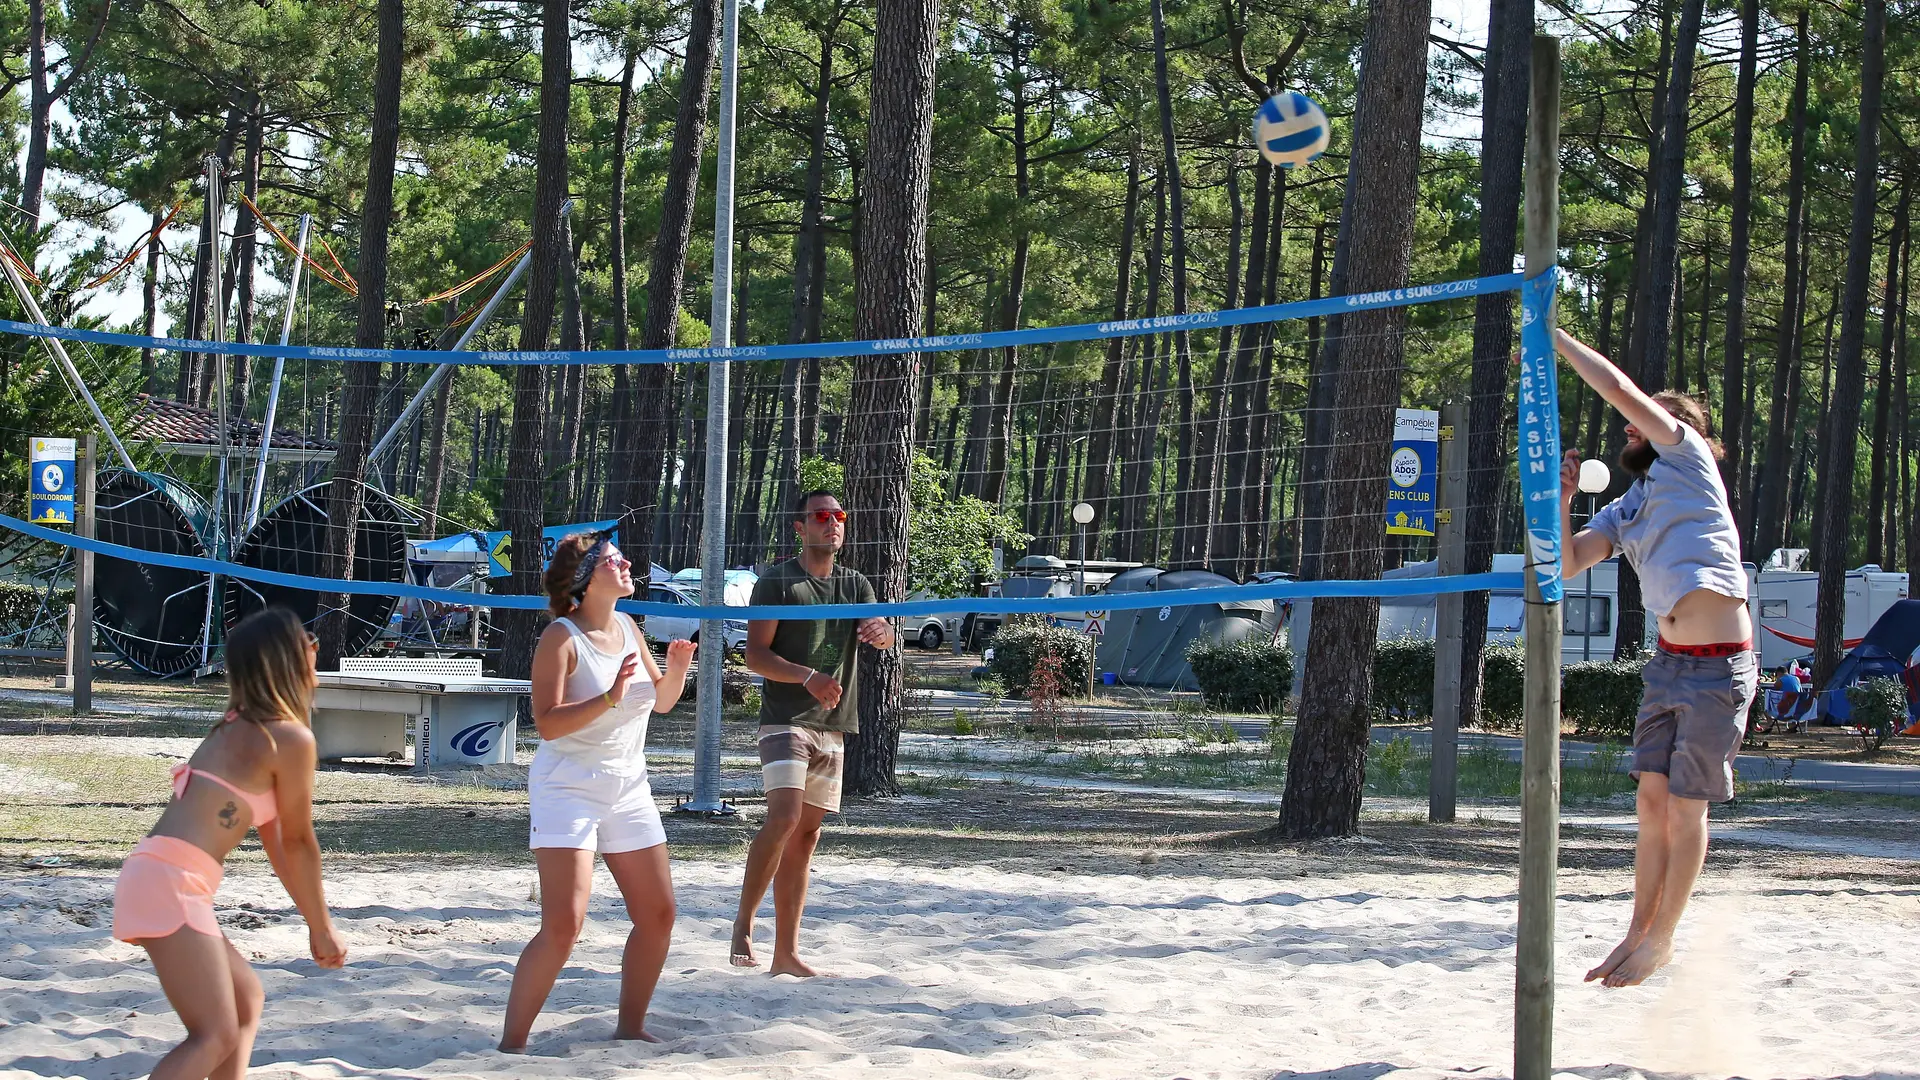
[1632,648,1759,802]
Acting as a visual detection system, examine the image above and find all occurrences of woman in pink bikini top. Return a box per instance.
[112,606,346,1077]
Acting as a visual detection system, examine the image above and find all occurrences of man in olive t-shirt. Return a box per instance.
[731,489,893,977]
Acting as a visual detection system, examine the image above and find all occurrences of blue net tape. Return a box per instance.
[1,511,1524,620]
[0,273,1524,366]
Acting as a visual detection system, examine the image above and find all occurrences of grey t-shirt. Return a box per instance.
[1585,425,1747,618]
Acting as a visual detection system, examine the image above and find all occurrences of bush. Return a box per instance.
[0,581,72,649]
[1560,659,1646,740]
[1480,643,1527,730]
[1370,637,1436,720]
[1187,637,1294,713]
[1846,678,1908,751]
[986,621,1092,698]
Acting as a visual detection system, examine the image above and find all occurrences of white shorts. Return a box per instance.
[527,749,666,854]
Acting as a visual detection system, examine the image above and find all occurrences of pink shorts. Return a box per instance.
[113,836,225,942]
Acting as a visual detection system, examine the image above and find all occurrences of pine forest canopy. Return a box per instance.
[2,0,1914,598]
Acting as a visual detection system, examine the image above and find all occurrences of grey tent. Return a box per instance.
[1095,568,1280,690]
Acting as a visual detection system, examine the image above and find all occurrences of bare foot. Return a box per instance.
[614,1027,665,1044]
[768,954,820,978]
[1603,938,1673,987]
[730,921,759,968]
[1584,934,1642,983]
[497,1042,528,1054]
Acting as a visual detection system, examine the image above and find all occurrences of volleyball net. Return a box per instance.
[0,256,1564,671]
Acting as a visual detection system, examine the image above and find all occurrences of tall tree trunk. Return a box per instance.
[606,42,637,520]
[1896,214,1913,575]
[1814,0,1886,689]
[1084,146,1141,550]
[915,254,939,443]
[620,0,721,572]
[1278,0,1428,838]
[1458,0,1529,727]
[421,367,455,529]
[141,205,163,394]
[318,0,402,667]
[1195,154,1243,571]
[1617,0,1702,658]
[1754,8,1811,561]
[19,0,111,231]
[983,27,1034,508]
[1118,179,1167,562]
[180,103,248,403]
[552,214,587,518]
[1867,184,1908,568]
[231,103,264,415]
[501,0,572,679]
[1148,0,1194,558]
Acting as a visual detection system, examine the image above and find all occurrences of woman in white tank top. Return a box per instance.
[500,534,693,1051]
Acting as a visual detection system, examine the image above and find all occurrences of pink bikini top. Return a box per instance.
[170,762,278,827]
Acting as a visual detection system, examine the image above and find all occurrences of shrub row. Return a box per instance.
[986,620,1094,697]
[0,581,72,648]
[1186,637,1295,712]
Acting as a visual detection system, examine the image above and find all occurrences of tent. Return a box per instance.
[1817,599,1920,730]
[1094,568,1280,690]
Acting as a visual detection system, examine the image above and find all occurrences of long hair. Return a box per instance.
[1652,390,1724,461]
[544,532,600,619]
[225,607,316,743]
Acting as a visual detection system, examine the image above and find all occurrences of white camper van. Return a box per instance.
[1752,566,1910,669]
[1373,553,1624,666]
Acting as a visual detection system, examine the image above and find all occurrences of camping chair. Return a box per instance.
[1753,686,1814,735]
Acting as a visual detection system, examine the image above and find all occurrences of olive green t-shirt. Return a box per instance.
[752,559,877,733]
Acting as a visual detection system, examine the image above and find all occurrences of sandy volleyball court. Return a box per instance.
[4,852,1915,1080]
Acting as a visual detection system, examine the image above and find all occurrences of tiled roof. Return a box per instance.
[127,395,338,451]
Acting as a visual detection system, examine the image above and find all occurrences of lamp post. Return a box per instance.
[1072,501,1095,696]
[1576,459,1610,662]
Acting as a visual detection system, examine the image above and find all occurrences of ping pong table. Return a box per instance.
[313,657,529,769]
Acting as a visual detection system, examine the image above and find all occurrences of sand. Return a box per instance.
[3,851,1916,1080]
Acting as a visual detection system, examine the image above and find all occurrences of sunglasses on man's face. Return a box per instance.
[807,509,847,525]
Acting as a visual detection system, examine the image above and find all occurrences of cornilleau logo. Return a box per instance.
[451,720,508,758]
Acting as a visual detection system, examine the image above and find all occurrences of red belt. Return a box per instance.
[1657,637,1752,658]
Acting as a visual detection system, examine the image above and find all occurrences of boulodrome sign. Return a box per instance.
[29,437,76,526]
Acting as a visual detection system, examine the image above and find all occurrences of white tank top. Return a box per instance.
[538,615,655,777]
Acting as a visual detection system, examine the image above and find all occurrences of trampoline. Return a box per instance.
[92,470,213,677]
[224,482,414,657]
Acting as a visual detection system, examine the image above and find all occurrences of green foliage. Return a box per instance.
[1845,679,1909,752]
[1186,638,1294,714]
[1481,644,1527,730]
[801,452,1029,597]
[987,620,1092,698]
[1559,659,1647,741]
[0,581,72,647]
[1370,637,1435,720]
[951,710,975,736]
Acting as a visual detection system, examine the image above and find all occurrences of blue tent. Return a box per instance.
[1818,599,1920,728]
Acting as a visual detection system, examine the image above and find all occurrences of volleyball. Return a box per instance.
[1253,91,1330,168]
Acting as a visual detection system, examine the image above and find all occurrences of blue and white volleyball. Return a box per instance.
[1253,91,1330,169]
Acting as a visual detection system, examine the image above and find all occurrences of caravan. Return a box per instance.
[1752,566,1910,670]
[1373,553,1624,665]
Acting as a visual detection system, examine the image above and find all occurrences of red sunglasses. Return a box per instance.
[807,509,847,524]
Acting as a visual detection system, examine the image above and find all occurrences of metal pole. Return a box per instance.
[247,214,312,532]
[1515,33,1563,1080]
[1429,401,1468,822]
[367,202,566,470]
[1582,495,1595,662]
[0,247,137,472]
[200,158,227,672]
[682,0,741,816]
[74,434,95,714]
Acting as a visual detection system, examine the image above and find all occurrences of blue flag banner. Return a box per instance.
[1517,267,1563,603]
[1385,409,1439,536]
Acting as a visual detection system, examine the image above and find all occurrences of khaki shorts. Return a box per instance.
[758,725,845,812]
[1632,648,1758,803]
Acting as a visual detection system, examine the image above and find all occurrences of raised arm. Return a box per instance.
[640,621,695,712]
[1553,328,1682,446]
[259,723,345,968]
